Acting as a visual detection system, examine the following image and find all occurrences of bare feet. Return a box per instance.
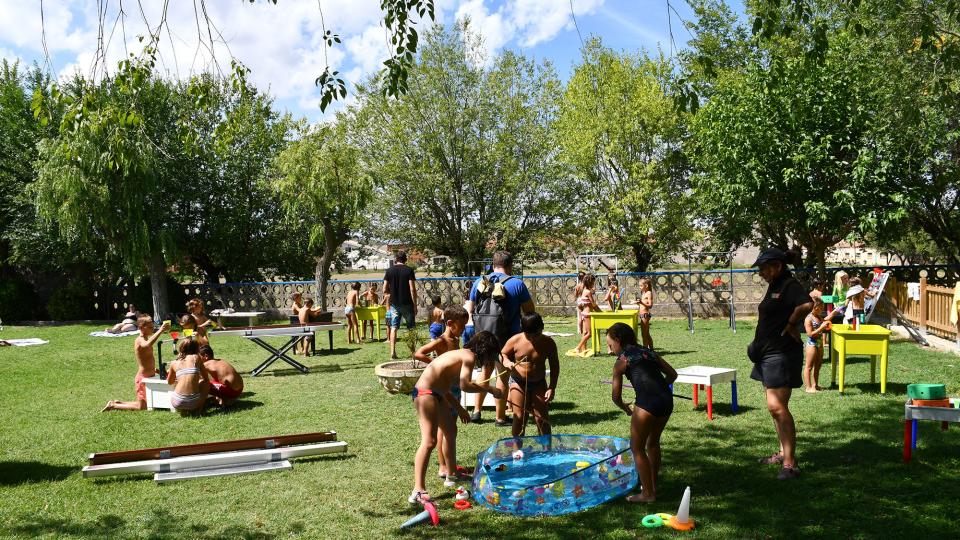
[804,387,818,394]
[626,492,656,503]
[101,401,115,412]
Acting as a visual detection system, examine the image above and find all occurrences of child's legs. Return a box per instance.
[812,346,823,385]
[803,346,816,388]
[437,431,448,475]
[508,384,527,437]
[640,318,653,348]
[414,395,441,492]
[576,324,591,351]
[644,414,670,492]
[437,405,458,475]
[531,391,551,435]
[630,406,658,495]
[473,364,492,414]
[105,398,146,411]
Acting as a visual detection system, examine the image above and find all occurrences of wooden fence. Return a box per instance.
[888,276,960,342]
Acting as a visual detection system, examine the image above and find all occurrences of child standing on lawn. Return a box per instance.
[501,312,559,438]
[803,296,831,393]
[603,277,621,311]
[362,283,380,339]
[345,282,361,344]
[637,278,654,349]
[428,296,444,340]
[414,305,469,484]
[608,322,677,503]
[570,274,599,357]
[409,331,503,504]
[102,315,169,411]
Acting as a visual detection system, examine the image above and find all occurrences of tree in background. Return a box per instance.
[357,22,568,272]
[271,117,372,311]
[32,52,187,320]
[556,39,693,272]
[690,6,906,277]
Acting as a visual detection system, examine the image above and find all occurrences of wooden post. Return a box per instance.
[919,276,928,336]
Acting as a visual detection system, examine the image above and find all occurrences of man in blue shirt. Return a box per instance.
[464,251,535,425]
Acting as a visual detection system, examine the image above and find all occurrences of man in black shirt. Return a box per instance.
[748,248,812,481]
[383,251,418,359]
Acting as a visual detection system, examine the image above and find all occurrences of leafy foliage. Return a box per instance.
[556,40,694,272]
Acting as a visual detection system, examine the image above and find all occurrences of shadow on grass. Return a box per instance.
[550,409,621,425]
[205,399,264,415]
[1,510,278,540]
[0,461,73,486]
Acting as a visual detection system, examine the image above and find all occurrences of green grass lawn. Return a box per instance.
[1,319,958,539]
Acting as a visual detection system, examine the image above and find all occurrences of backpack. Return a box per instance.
[472,274,515,347]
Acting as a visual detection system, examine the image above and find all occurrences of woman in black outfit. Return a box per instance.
[748,248,813,480]
[609,323,677,503]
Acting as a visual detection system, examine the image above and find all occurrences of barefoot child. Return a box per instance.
[362,284,380,339]
[603,277,621,311]
[570,274,599,357]
[199,345,244,406]
[637,278,654,349]
[298,298,324,356]
[166,338,211,416]
[501,312,559,438]
[345,282,361,344]
[414,305,469,484]
[608,322,677,503]
[428,296,444,340]
[102,315,170,411]
[803,296,831,393]
[186,298,214,331]
[179,314,210,347]
[409,331,504,504]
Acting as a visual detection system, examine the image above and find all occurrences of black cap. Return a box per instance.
[752,247,789,267]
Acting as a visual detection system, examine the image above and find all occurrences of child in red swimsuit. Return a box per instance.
[199,345,244,406]
[409,331,503,505]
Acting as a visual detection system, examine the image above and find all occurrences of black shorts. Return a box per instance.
[635,392,674,418]
[750,344,803,389]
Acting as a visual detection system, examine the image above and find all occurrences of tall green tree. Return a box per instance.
[32,54,186,319]
[555,39,693,272]
[357,22,568,272]
[689,12,906,277]
[271,118,372,310]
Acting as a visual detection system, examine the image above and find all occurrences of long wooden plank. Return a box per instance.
[89,431,337,465]
[83,441,348,478]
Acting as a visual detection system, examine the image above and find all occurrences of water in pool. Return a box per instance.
[485,451,604,490]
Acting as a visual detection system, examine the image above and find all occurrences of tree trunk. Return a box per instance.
[147,249,170,321]
[812,242,828,282]
[314,222,338,312]
[631,243,654,273]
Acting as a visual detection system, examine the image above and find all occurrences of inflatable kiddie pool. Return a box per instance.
[473,434,636,516]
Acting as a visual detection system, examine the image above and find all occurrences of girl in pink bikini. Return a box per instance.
[570,274,599,357]
[637,278,654,349]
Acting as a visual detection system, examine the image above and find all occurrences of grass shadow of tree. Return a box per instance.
[0,461,73,486]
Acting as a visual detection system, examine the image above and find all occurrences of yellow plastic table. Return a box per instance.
[589,310,639,354]
[356,305,386,341]
[830,324,892,393]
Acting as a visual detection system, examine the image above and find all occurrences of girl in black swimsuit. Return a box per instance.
[608,322,677,503]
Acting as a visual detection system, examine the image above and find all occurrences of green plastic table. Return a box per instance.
[588,310,638,354]
[830,324,892,393]
[356,305,386,341]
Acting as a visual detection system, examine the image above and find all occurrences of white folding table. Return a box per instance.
[672,366,738,420]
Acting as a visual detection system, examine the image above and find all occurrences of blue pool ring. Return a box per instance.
[642,514,664,528]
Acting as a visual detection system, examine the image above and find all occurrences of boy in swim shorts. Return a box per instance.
[102,315,169,411]
[500,312,559,438]
[409,331,503,505]
[199,345,244,406]
[428,296,444,340]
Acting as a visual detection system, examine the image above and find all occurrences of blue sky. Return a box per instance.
[0,1,744,122]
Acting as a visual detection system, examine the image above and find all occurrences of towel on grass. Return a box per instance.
[0,338,49,346]
[89,330,139,338]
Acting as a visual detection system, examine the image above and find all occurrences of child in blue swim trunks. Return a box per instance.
[428,296,444,340]
[608,322,677,503]
[409,331,503,505]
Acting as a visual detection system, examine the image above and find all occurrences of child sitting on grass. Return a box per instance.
[166,338,210,416]
[199,345,244,406]
[608,322,677,503]
[414,305,469,485]
[345,282,361,344]
[428,296,444,340]
[803,296,831,393]
[409,331,504,505]
[500,312,559,438]
[102,315,170,411]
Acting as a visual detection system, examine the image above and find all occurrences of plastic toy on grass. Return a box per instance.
[400,501,439,528]
[473,434,637,516]
[666,486,695,531]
